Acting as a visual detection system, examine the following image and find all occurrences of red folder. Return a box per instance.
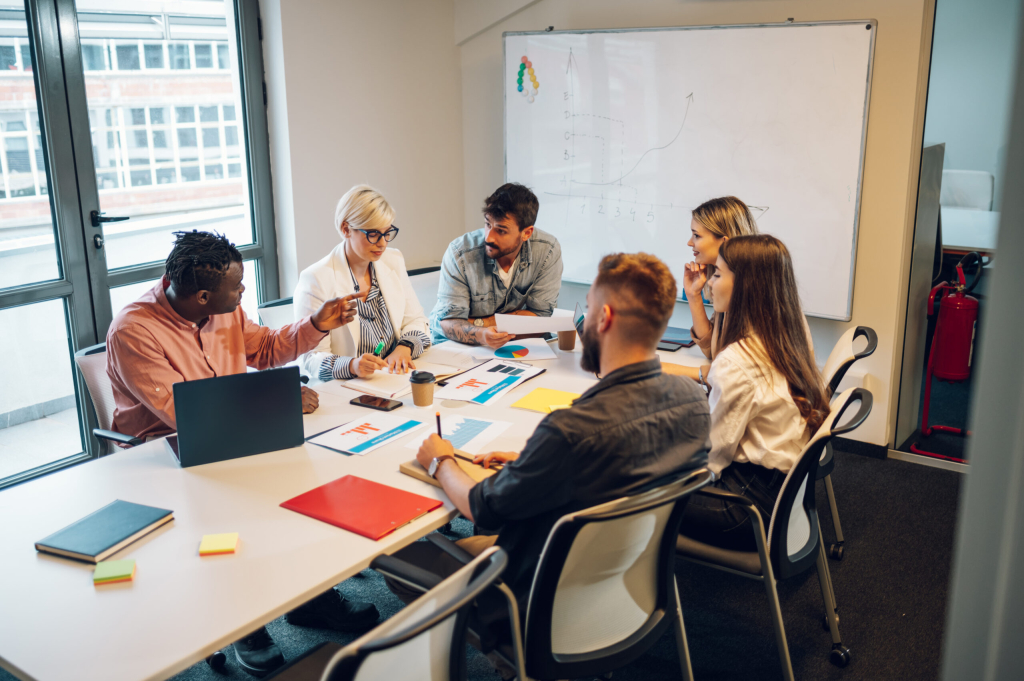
[280,475,444,541]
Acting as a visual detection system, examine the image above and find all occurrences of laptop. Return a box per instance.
[166,366,305,468]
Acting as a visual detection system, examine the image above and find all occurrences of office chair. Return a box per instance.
[73,343,142,453]
[256,297,295,329]
[265,546,507,681]
[676,387,872,678]
[382,466,713,681]
[940,169,995,211]
[818,326,878,559]
[407,266,441,317]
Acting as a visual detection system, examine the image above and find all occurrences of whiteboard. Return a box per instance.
[504,22,876,320]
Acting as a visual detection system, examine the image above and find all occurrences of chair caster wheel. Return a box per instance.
[830,644,851,668]
[829,543,844,561]
[206,650,227,673]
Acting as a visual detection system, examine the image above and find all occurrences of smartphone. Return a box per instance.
[350,395,403,412]
[657,341,683,352]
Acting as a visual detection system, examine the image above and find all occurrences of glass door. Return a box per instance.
[0,0,278,487]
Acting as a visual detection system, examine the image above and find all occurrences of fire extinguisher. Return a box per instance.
[910,252,983,463]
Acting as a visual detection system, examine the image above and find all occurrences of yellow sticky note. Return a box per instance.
[511,388,581,414]
[199,532,239,556]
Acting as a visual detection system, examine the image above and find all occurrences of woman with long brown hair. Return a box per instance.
[680,234,829,550]
[663,196,759,383]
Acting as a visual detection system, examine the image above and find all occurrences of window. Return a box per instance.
[20,42,31,71]
[82,44,107,70]
[202,128,220,147]
[194,43,213,68]
[169,43,190,70]
[144,44,163,69]
[177,128,197,149]
[0,45,16,71]
[115,44,139,70]
[175,106,195,123]
[181,165,200,182]
[130,108,145,125]
[217,43,228,69]
[223,104,236,121]
[149,106,166,124]
[199,105,218,122]
[224,126,238,146]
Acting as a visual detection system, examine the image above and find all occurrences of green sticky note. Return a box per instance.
[93,559,136,585]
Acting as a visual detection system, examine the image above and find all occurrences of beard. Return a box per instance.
[485,241,518,260]
[579,322,601,375]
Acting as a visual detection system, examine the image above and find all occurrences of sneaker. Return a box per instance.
[285,588,380,632]
[232,626,285,678]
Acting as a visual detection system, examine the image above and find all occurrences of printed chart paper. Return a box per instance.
[405,416,512,455]
[469,337,557,362]
[434,359,544,404]
[308,414,427,455]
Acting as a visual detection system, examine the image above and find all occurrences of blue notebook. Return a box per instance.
[35,500,173,564]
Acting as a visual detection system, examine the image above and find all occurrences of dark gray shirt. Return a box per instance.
[468,358,710,604]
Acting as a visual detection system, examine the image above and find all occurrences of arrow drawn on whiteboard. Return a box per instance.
[573,92,694,187]
[748,205,770,220]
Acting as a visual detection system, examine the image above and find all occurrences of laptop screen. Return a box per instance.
[573,302,586,337]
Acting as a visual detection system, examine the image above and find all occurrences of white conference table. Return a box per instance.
[0,340,706,681]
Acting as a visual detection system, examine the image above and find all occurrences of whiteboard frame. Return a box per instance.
[503,20,878,321]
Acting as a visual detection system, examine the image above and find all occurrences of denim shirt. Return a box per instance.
[429,227,563,342]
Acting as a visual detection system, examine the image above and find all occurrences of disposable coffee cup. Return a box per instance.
[557,329,576,351]
[410,371,436,407]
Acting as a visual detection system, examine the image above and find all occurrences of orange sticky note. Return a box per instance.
[199,532,239,556]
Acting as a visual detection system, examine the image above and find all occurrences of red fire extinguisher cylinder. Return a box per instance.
[931,289,978,381]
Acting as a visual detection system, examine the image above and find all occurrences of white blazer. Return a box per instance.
[293,244,428,381]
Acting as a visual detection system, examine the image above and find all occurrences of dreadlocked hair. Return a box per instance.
[165,230,242,297]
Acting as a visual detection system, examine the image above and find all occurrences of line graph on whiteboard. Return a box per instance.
[532,47,765,232]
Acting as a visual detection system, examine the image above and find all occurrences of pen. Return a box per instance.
[436,411,442,438]
[374,341,385,357]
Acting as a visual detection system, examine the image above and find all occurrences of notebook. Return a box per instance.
[342,361,461,398]
[93,559,136,585]
[35,500,174,564]
[661,326,696,348]
[280,475,443,541]
[399,458,498,489]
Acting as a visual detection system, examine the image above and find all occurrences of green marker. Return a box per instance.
[374,341,385,357]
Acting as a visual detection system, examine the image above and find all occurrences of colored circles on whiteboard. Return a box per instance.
[517,56,538,103]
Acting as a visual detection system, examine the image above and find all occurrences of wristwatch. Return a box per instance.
[429,455,456,478]
[473,318,485,327]
[396,339,415,351]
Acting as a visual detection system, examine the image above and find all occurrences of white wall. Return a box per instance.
[458,0,936,446]
[261,0,465,295]
[924,0,1021,208]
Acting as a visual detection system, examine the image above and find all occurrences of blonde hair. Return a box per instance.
[334,185,395,239]
[692,196,759,279]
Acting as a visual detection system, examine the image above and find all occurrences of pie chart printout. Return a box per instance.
[495,345,529,359]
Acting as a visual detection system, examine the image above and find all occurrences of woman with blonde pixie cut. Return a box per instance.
[294,184,430,382]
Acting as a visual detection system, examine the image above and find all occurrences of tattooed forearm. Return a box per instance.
[440,319,482,346]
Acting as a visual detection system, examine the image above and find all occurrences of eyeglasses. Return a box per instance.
[355,226,399,245]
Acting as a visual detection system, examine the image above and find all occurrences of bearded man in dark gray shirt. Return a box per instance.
[397,253,709,634]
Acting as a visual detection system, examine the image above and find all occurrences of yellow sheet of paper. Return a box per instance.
[199,532,239,556]
[511,388,581,414]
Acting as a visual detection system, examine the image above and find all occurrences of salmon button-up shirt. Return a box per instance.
[106,279,327,441]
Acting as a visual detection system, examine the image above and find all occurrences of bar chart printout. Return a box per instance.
[434,359,544,404]
[407,416,514,454]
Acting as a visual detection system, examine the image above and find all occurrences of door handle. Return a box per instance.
[90,210,129,227]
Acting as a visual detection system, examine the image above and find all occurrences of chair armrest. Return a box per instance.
[427,533,475,565]
[370,554,442,594]
[694,486,763,523]
[93,429,143,447]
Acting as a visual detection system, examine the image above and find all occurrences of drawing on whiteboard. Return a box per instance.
[516,55,539,103]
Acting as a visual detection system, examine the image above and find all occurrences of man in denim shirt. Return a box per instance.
[429,183,563,348]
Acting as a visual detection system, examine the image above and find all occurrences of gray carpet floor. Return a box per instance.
[0,449,960,680]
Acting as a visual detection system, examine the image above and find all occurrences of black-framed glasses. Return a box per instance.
[355,226,399,244]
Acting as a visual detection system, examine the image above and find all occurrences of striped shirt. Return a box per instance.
[318,264,431,381]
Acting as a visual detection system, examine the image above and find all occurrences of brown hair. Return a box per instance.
[692,196,760,279]
[594,252,677,347]
[717,235,829,433]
